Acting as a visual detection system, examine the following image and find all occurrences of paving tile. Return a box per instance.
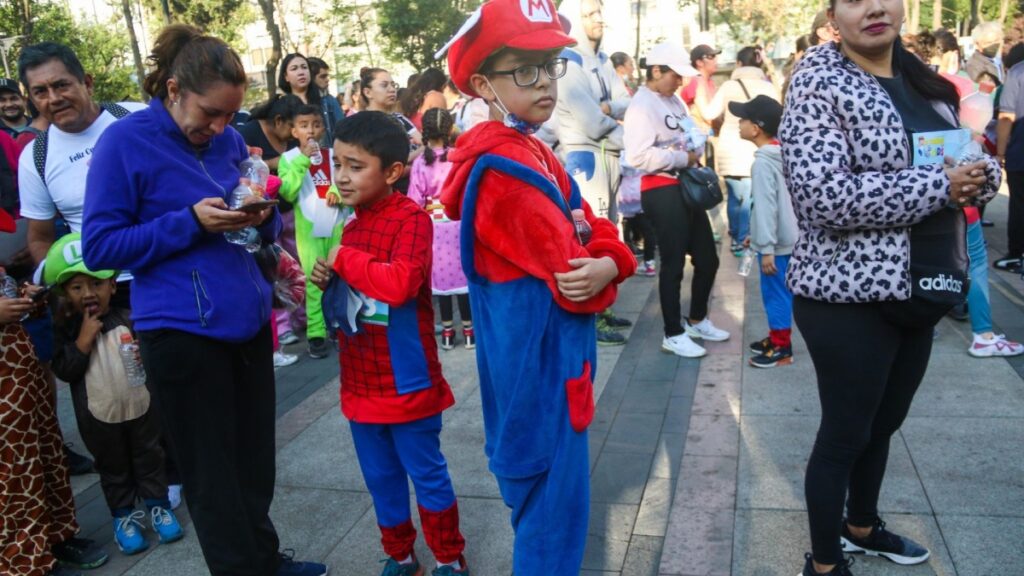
[619,380,675,415]
[907,352,1024,418]
[902,416,1024,515]
[622,535,664,576]
[583,531,631,572]
[633,477,672,537]
[937,514,1024,575]
[663,395,695,436]
[691,376,742,418]
[605,412,666,454]
[591,451,655,505]
[674,455,737,511]
[659,506,734,576]
[684,414,740,458]
[589,502,641,542]
[650,432,686,480]
[632,351,680,381]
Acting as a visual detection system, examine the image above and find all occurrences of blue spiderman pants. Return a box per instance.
[349,414,465,563]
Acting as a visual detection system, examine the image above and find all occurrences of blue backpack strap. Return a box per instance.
[460,154,576,286]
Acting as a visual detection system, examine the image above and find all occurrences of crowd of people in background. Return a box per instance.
[2,0,1024,574]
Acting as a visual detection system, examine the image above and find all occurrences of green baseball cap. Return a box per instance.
[43,233,117,288]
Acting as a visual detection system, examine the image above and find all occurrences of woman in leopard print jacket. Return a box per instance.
[780,0,1000,574]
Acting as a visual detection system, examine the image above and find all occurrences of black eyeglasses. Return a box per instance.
[490,58,568,87]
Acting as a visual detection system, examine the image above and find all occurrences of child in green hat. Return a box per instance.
[47,233,184,556]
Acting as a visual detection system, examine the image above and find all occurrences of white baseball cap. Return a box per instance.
[645,42,699,77]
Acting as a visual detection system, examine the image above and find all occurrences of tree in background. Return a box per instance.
[0,0,140,101]
[376,0,482,72]
[140,0,254,45]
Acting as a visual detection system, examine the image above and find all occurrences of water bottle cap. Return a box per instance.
[120,333,133,343]
[571,209,585,220]
[249,146,263,157]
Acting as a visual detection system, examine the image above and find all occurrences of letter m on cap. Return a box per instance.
[521,0,554,22]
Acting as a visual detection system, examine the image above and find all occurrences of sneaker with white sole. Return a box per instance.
[112,511,148,555]
[279,331,300,345]
[150,506,184,544]
[662,333,706,358]
[797,553,855,575]
[685,318,730,342]
[969,333,1024,358]
[273,351,299,367]
[639,260,657,277]
[840,519,929,565]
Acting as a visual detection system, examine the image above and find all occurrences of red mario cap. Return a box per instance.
[438,0,576,98]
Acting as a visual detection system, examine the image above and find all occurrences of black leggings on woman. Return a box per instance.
[641,184,719,337]
[793,296,934,565]
[438,294,471,325]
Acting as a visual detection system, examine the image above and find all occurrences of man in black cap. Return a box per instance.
[0,78,31,138]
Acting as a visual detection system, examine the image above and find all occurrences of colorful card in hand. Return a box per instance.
[911,129,970,166]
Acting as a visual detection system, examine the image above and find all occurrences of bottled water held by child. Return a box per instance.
[225,178,262,252]
[118,332,147,387]
[572,209,592,245]
[738,248,755,277]
[308,138,323,166]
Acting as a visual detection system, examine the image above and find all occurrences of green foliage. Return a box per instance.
[140,0,255,46]
[0,1,140,101]
[376,0,483,72]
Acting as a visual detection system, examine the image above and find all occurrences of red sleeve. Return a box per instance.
[333,210,431,307]
[0,132,17,187]
[582,198,638,284]
[475,171,631,314]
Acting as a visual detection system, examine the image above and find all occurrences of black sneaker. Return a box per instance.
[52,537,109,570]
[840,519,929,565]
[980,219,994,227]
[597,322,626,346]
[749,345,793,368]
[307,337,330,359]
[798,553,855,575]
[600,311,633,329]
[993,254,1022,271]
[749,336,772,355]
[63,444,93,476]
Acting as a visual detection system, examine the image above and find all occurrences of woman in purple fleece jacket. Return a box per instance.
[81,25,327,576]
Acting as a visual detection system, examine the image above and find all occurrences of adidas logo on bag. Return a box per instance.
[918,274,963,293]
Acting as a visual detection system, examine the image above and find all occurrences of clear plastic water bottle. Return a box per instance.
[224,178,261,252]
[307,138,323,166]
[738,248,755,277]
[571,209,592,245]
[248,147,270,196]
[118,332,147,387]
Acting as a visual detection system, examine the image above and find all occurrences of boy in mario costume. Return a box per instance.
[438,0,636,572]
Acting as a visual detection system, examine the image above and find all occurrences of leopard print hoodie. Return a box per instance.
[780,42,1001,303]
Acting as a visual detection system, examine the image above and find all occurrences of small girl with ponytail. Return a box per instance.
[407,107,474,350]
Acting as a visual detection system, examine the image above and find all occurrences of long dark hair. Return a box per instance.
[249,94,304,123]
[359,67,389,108]
[143,24,246,100]
[278,53,323,106]
[400,68,448,117]
[420,107,453,165]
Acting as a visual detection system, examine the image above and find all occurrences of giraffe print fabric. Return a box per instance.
[1,323,79,576]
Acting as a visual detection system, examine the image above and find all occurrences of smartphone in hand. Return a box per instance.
[236,199,279,214]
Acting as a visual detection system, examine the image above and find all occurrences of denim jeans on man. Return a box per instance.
[725,177,751,243]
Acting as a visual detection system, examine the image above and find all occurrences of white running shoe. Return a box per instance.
[273,351,299,367]
[685,317,730,342]
[662,334,707,358]
[278,331,300,345]
[968,333,1024,358]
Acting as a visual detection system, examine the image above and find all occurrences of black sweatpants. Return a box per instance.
[1006,169,1024,256]
[641,184,719,337]
[438,294,472,325]
[69,382,166,514]
[793,297,934,564]
[623,213,657,262]
[139,325,280,576]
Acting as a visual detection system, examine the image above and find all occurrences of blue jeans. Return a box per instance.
[967,221,993,334]
[725,177,751,243]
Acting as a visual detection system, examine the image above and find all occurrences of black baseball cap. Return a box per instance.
[0,78,20,96]
[689,44,722,65]
[728,95,783,136]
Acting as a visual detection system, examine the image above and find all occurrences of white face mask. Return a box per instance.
[484,77,543,135]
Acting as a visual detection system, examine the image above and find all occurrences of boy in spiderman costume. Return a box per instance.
[311,112,467,576]
[437,0,636,573]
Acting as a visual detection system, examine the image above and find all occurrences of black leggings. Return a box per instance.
[641,184,719,337]
[623,213,657,262]
[438,294,471,325]
[793,297,934,564]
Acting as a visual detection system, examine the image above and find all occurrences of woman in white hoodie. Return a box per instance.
[624,43,731,359]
